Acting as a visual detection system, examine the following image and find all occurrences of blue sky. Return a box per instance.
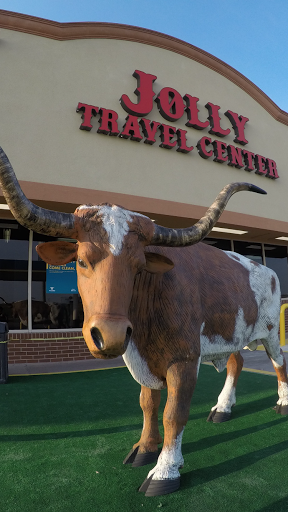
[1,1,288,112]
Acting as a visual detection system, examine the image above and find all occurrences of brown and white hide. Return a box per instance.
[0,147,286,498]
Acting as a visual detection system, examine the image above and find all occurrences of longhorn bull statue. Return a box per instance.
[0,148,287,497]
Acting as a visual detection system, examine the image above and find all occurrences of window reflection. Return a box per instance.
[32,234,83,329]
[202,238,232,251]
[0,221,28,329]
[265,244,288,297]
[233,241,263,265]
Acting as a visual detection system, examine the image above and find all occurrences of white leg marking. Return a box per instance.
[147,429,184,481]
[277,381,288,406]
[211,375,236,413]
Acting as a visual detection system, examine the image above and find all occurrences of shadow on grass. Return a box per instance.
[182,416,288,456]
[257,496,288,512]
[181,438,288,490]
[0,423,143,443]
[2,409,286,448]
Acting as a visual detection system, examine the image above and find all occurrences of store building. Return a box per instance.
[1,9,288,364]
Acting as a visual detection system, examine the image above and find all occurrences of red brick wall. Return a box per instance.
[7,331,93,364]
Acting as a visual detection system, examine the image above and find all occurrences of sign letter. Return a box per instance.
[206,102,230,137]
[184,95,209,130]
[76,103,99,131]
[266,158,279,179]
[98,108,120,136]
[156,87,185,122]
[159,124,177,149]
[213,140,228,163]
[242,149,255,172]
[120,70,157,117]
[139,118,160,145]
[225,110,249,145]
[176,129,194,153]
[196,136,213,159]
[120,115,143,141]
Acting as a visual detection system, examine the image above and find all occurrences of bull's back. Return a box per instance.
[130,243,280,354]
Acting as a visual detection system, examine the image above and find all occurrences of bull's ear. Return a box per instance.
[36,241,78,265]
[144,252,174,274]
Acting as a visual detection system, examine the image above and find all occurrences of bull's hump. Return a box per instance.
[78,204,148,255]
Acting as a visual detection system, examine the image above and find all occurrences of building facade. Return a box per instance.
[1,10,288,364]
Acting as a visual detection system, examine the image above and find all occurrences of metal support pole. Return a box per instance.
[28,230,33,331]
[262,243,266,266]
[0,322,9,384]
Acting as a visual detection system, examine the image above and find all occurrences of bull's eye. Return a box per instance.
[77,258,88,269]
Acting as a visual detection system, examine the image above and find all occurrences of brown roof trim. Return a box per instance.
[1,9,288,126]
[1,180,288,240]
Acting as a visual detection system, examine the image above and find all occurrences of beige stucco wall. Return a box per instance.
[0,26,287,223]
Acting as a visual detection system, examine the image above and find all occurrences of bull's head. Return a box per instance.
[0,148,266,358]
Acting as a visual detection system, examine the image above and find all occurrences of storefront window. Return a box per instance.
[233,241,263,265]
[0,221,29,329]
[202,237,232,251]
[265,244,288,297]
[2,222,288,329]
[32,235,83,329]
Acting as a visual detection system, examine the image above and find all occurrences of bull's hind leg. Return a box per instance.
[207,351,243,423]
[262,334,288,415]
[139,358,199,497]
[123,386,162,467]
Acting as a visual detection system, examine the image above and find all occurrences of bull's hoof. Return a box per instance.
[123,446,159,467]
[132,450,159,467]
[139,474,180,497]
[123,446,139,464]
[274,404,288,415]
[207,409,231,423]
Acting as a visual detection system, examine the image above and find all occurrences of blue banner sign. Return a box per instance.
[46,262,78,294]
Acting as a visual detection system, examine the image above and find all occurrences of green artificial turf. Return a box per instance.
[1,365,288,512]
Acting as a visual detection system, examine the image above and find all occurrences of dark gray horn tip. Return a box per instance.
[248,184,267,195]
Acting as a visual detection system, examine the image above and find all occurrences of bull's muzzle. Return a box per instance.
[83,316,133,358]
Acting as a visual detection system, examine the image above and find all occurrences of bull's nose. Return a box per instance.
[88,316,133,355]
[90,327,104,350]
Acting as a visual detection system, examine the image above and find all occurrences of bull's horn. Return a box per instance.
[151,182,266,247]
[0,148,76,238]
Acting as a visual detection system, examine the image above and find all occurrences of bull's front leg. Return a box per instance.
[139,358,199,497]
[207,351,243,423]
[123,386,162,467]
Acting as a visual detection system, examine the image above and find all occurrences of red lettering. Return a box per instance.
[227,145,244,168]
[120,115,143,141]
[156,87,184,122]
[176,129,194,153]
[76,102,99,131]
[255,154,267,176]
[225,110,249,145]
[206,102,230,137]
[196,136,213,159]
[139,118,160,145]
[213,140,228,163]
[120,70,157,117]
[242,149,255,172]
[184,95,209,130]
[159,124,177,149]
[266,158,279,179]
[97,108,120,136]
